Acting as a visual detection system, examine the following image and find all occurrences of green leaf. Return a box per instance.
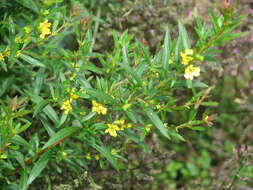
[118,62,141,84]
[189,108,198,121]
[43,0,64,6]
[209,9,220,33]
[162,29,171,70]
[144,108,170,139]
[34,69,45,95]
[178,22,190,49]
[20,169,28,190]
[192,81,208,88]
[11,135,32,150]
[200,101,219,107]
[170,132,185,141]
[16,122,31,134]
[82,112,96,122]
[85,88,114,103]
[91,143,123,171]
[25,90,59,125]
[27,151,51,185]
[42,127,79,149]
[190,126,206,131]
[19,54,45,67]
[79,62,103,74]
[40,116,55,137]
[14,0,39,13]
[33,100,50,117]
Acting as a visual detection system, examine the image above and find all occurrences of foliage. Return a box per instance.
[0,0,247,189]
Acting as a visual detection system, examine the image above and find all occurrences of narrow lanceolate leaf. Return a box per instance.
[91,143,122,171]
[20,169,28,190]
[19,54,45,67]
[11,135,32,150]
[144,108,170,139]
[118,62,141,84]
[162,29,171,70]
[42,127,79,149]
[178,22,190,50]
[85,88,114,103]
[209,9,220,33]
[25,90,59,125]
[27,151,51,185]
[33,100,50,117]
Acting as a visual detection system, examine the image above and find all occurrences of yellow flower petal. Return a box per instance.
[184,65,200,80]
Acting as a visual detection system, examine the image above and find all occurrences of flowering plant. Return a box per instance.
[0,0,244,189]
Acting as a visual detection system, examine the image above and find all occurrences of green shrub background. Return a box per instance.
[0,0,252,190]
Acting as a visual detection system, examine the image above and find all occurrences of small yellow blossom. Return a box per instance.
[92,100,107,115]
[3,47,10,57]
[0,153,8,159]
[23,36,31,43]
[24,26,31,33]
[80,111,86,115]
[122,103,131,111]
[168,59,173,64]
[180,49,194,65]
[85,153,91,160]
[184,65,200,80]
[145,124,152,132]
[156,104,162,110]
[70,93,79,100]
[142,81,147,86]
[70,73,77,81]
[114,119,126,130]
[62,151,67,158]
[111,149,117,155]
[38,19,51,39]
[43,10,49,15]
[196,54,204,61]
[105,124,120,137]
[16,50,21,58]
[126,123,133,128]
[15,36,23,43]
[0,53,4,61]
[94,154,100,160]
[61,99,72,114]
[114,119,125,125]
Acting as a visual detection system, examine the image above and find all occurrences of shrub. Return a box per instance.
[0,0,244,189]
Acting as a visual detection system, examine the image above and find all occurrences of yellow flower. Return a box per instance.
[85,153,91,160]
[70,73,77,81]
[185,49,194,55]
[38,19,51,39]
[180,49,194,65]
[114,119,125,125]
[127,123,133,128]
[61,99,72,114]
[92,100,107,115]
[111,149,117,155]
[122,103,131,111]
[43,10,49,15]
[105,124,120,137]
[3,47,10,57]
[184,65,200,80]
[24,26,31,33]
[16,50,21,58]
[114,119,126,130]
[70,93,79,100]
[145,124,152,132]
[15,36,23,43]
[0,53,4,61]
[94,154,100,160]
[23,36,31,43]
